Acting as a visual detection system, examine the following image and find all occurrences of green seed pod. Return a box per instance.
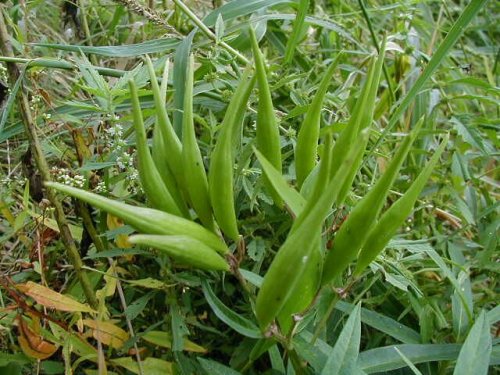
[128,79,183,217]
[182,55,216,231]
[321,118,424,286]
[354,135,449,275]
[295,52,343,188]
[208,68,255,241]
[249,27,283,207]
[336,38,387,204]
[276,237,322,334]
[45,182,229,255]
[152,119,190,218]
[144,56,184,189]
[129,235,229,271]
[255,133,366,330]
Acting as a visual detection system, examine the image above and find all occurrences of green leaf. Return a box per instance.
[254,148,305,216]
[451,116,493,155]
[0,353,31,367]
[359,344,461,373]
[171,302,190,352]
[202,281,262,339]
[0,67,26,137]
[198,358,242,375]
[453,311,492,375]
[142,331,207,353]
[284,0,309,64]
[321,303,361,375]
[371,0,488,151]
[393,347,423,375]
[173,31,196,136]
[203,0,292,27]
[33,38,180,57]
[111,357,173,374]
[335,301,421,344]
[124,292,155,321]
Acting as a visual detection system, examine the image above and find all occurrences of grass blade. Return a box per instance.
[321,303,361,375]
[202,281,262,339]
[371,0,488,152]
[453,311,492,375]
[284,0,309,64]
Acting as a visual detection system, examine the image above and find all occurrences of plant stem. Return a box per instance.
[171,0,249,64]
[0,6,98,309]
[0,56,126,77]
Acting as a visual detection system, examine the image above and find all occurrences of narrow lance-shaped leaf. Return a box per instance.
[453,311,492,375]
[209,68,255,241]
[173,30,196,136]
[295,52,343,187]
[129,79,183,216]
[45,182,228,254]
[321,117,423,285]
[17,282,96,313]
[182,55,216,230]
[254,148,305,217]
[321,303,362,375]
[129,235,229,271]
[202,281,262,339]
[250,26,283,207]
[284,0,310,64]
[354,135,449,275]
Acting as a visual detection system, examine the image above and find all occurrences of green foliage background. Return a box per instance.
[0,0,498,374]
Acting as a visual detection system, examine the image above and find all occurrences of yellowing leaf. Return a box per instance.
[17,315,58,360]
[82,320,129,349]
[16,282,96,313]
[107,214,132,249]
[127,278,168,289]
[111,357,173,375]
[142,331,207,353]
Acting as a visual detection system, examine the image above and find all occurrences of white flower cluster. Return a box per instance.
[100,113,142,195]
[0,175,12,192]
[0,64,8,83]
[51,167,86,188]
[29,95,41,112]
[94,181,107,193]
[116,152,135,170]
